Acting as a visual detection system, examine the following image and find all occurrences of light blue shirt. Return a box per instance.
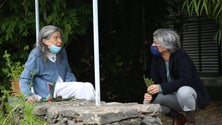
[158,61,172,93]
[165,61,172,82]
[19,47,76,98]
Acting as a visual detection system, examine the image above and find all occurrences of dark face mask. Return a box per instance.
[150,46,161,56]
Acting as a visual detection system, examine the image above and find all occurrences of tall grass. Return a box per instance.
[0,88,47,125]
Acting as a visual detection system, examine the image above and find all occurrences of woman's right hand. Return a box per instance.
[144,93,152,102]
[147,84,159,95]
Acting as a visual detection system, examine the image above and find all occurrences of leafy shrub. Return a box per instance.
[0,88,46,125]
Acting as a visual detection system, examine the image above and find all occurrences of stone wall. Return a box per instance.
[33,99,162,125]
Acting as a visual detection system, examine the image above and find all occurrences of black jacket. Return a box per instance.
[150,49,210,109]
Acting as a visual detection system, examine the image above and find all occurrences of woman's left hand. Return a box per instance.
[147,84,159,95]
[26,96,37,103]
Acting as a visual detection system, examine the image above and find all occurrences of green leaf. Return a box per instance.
[215,1,222,19]
[200,0,206,15]
[193,0,199,15]
[143,75,154,87]
[204,0,209,15]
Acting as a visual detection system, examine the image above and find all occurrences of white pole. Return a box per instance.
[93,0,101,105]
[35,0,39,45]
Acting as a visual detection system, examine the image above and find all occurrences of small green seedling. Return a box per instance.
[143,75,154,95]
[143,75,154,87]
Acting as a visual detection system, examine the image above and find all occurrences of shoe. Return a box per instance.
[173,114,187,125]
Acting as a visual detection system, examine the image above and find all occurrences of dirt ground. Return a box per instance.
[160,86,222,125]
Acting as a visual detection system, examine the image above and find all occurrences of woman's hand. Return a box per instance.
[144,93,152,102]
[147,84,159,95]
[27,96,37,103]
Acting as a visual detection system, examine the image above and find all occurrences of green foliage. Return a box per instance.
[143,76,154,95]
[182,0,222,43]
[0,88,10,119]
[19,102,46,125]
[42,0,92,43]
[2,51,24,81]
[0,88,46,125]
[143,75,154,87]
[0,0,91,45]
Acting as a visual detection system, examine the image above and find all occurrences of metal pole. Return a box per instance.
[93,0,101,105]
[35,0,39,45]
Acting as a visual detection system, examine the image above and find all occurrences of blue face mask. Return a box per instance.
[49,45,62,54]
[150,46,161,56]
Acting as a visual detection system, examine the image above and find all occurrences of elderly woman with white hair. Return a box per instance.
[143,29,210,125]
[20,25,95,102]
